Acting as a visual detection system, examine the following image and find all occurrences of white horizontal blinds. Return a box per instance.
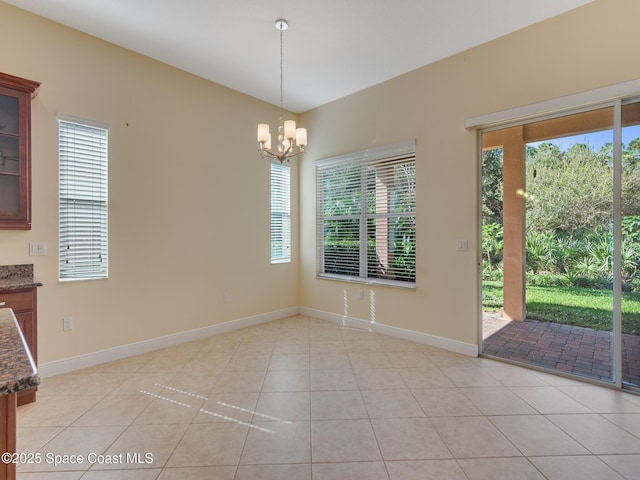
[59,119,108,280]
[317,140,416,285]
[318,161,362,276]
[271,162,291,263]
[365,154,416,282]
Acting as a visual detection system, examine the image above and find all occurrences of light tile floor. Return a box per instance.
[14,315,640,479]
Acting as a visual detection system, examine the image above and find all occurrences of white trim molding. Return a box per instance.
[299,306,478,357]
[465,78,640,130]
[38,307,299,378]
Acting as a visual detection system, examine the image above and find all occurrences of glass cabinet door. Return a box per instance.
[0,93,21,215]
[0,73,40,229]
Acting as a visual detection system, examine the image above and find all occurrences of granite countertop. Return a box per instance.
[0,264,43,291]
[0,308,39,396]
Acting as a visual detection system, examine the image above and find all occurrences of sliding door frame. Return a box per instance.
[475,91,640,391]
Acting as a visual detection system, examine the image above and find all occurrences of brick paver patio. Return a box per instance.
[483,313,640,387]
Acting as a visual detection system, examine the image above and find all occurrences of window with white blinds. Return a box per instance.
[271,162,291,263]
[316,140,416,287]
[58,119,108,281]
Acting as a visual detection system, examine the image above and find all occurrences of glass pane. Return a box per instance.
[621,101,640,389]
[58,120,109,280]
[323,218,360,276]
[481,147,504,336]
[367,215,416,282]
[365,161,416,214]
[525,120,614,381]
[0,135,19,175]
[271,163,290,262]
[321,165,362,216]
[483,108,617,384]
[0,175,20,214]
[0,94,19,135]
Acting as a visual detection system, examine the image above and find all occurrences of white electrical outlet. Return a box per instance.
[63,317,73,331]
[223,292,230,303]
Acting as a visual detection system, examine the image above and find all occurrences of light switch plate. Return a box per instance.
[456,239,468,252]
[29,242,47,256]
[63,317,73,331]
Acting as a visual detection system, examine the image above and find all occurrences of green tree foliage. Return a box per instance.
[623,138,640,170]
[526,142,613,236]
[482,137,640,290]
[622,138,640,215]
[481,148,503,225]
[525,140,640,236]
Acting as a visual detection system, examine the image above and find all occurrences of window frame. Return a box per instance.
[316,140,416,288]
[270,161,291,264]
[58,117,109,282]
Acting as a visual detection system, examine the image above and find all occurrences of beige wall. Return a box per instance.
[1,0,638,366]
[299,0,640,345]
[0,3,299,364]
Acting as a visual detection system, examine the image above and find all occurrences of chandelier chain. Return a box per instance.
[280,26,284,116]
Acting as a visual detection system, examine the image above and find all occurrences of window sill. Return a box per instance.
[59,276,108,283]
[271,259,291,265]
[317,273,415,289]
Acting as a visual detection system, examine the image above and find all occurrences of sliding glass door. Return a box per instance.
[481,99,640,391]
[525,109,614,382]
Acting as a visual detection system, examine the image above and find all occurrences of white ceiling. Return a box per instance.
[4,0,594,113]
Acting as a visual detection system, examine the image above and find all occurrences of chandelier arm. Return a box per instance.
[260,153,279,162]
[282,143,293,157]
[258,148,305,163]
[287,149,306,158]
[258,148,278,158]
[281,148,305,160]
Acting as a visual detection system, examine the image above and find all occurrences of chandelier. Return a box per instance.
[257,19,307,163]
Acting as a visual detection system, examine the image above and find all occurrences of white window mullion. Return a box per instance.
[359,164,368,278]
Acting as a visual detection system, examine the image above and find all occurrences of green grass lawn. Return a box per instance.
[483,280,640,335]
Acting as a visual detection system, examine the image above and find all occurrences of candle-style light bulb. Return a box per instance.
[295,128,307,147]
[284,120,296,140]
[257,124,270,143]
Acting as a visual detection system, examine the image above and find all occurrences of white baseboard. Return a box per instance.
[40,305,478,378]
[38,307,299,378]
[299,307,478,357]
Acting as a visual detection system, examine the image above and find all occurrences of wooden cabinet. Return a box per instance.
[0,392,17,480]
[0,289,38,405]
[0,72,40,230]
